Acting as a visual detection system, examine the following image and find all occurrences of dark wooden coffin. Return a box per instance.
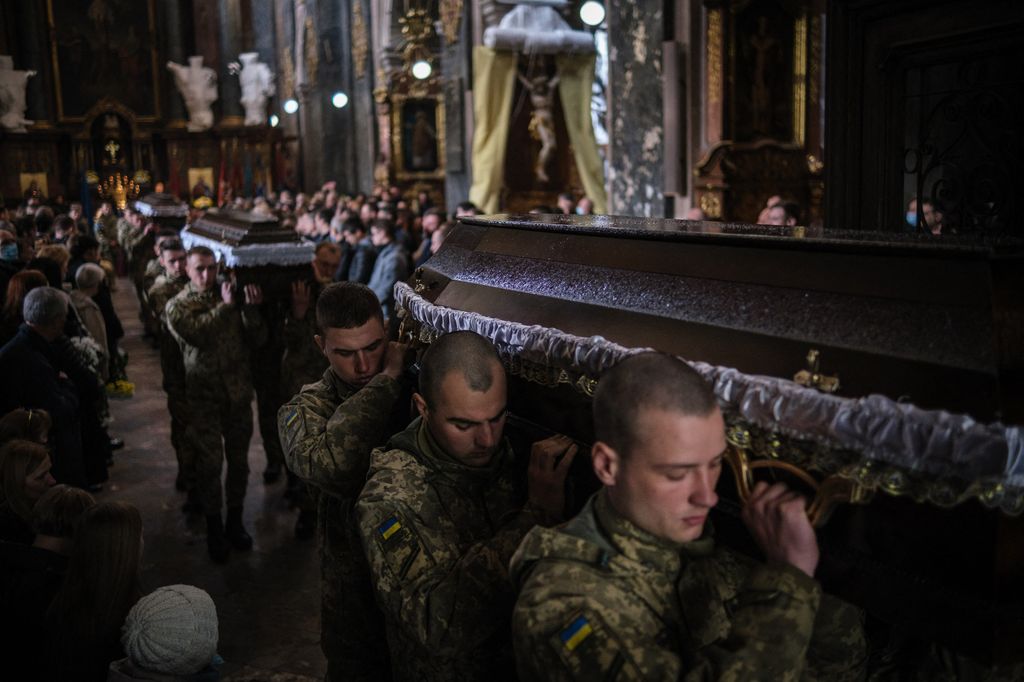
[401,213,1024,666]
[134,192,189,231]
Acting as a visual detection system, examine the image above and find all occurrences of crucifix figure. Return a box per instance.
[518,68,560,184]
[104,140,120,163]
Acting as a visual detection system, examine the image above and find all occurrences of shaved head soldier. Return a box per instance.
[511,352,866,680]
[355,331,577,681]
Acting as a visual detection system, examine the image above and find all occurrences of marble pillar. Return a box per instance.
[607,0,664,217]
[351,0,376,194]
[441,1,471,209]
[161,0,188,125]
[218,0,245,125]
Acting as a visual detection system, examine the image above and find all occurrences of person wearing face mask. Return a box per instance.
[0,228,24,303]
[355,331,577,682]
[511,353,866,681]
[906,197,944,235]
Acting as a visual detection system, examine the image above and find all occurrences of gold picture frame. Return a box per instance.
[46,0,160,123]
[391,95,446,181]
[19,173,49,198]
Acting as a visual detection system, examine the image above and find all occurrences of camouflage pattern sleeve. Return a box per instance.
[147,279,176,323]
[278,373,401,498]
[513,591,666,682]
[166,294,236,349]
[804,593,868,681]
[687,562,821,681]
[357,466,544,658]
[240,303,267,349]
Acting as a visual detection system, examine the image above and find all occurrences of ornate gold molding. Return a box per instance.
[352,0,368,80]
[304,15,319,87]
[706,8,723,106]
[440,0,464,45]
[792,12,807,146]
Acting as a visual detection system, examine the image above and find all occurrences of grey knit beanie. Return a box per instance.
[121,584,219,675]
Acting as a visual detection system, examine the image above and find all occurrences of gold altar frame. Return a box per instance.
[390,94,446,181]
[46,0,160,123]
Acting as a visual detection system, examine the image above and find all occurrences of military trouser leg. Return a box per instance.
[252,350,285,469]
[191,391,253,516]
[222,396,253,510]
[167,387,195,488]
[322,498,391,682]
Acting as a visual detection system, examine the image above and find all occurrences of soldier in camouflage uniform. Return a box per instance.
[166,245,266,562]
[146,238,194,500]
[278,282,410,681]
[140,229,181,345]
[511,353,867,681]
[278,243,340,538]
[355,331,578,682]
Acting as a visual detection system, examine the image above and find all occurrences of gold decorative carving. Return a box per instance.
[440,0,464,45]
[699,192,722,218]
[280,48,296,99]
[706,8,723,105]
[807,154,824,174]
[352,0,368,80]
[304,15,319,87]
[793,349,840,393]
[792,12,807,146]
[390,94,446,181]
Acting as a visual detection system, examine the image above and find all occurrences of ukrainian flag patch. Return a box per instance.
[284,409,300,429]
[378,516,402,541]
[560,615,593,652]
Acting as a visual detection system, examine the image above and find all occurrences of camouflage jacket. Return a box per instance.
[355,417,551,682]
[280,277,328,400]
[511,490,867,682]
[147,271,187,325]
[165,283,266,396]
[142,258,164,296]
[148,272,188,390]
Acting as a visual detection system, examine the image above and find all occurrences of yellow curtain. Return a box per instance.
[469,46,517,215]
[556,53,608,214]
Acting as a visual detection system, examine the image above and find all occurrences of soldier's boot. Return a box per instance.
[294,508,316,541]
[206,514,229,563]
[225,506,253,551]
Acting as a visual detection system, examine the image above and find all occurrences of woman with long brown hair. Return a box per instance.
[0,268,47,344]
[44,501,144,680]
[0,439,55,543]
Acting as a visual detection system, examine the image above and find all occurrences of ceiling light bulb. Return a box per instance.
[269,114,280,127]
[332,91,349,108]
[284,98,299,114]
[412,60,432,80]
[580,1,605,27]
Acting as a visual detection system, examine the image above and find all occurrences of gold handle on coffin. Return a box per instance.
[724,444,865,527]
[793,348,840,394]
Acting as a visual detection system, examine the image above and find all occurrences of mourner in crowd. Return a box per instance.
[355,331,577,681]
[279,282,411,680]
[366,219,409,323]
[166,246,266,562]
[511,352,867,680]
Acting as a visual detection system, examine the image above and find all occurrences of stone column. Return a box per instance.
[607,0,664,217]
[251,0,278,77]
[218,0,245,125]
[440,1,471,209]
[161,0,187,125]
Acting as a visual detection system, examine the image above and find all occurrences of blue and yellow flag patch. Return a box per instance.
[284,409,300,429]
[560,615,593,652]
[378,516,402,541]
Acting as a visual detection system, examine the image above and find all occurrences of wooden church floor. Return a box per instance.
[100,278,326,681]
